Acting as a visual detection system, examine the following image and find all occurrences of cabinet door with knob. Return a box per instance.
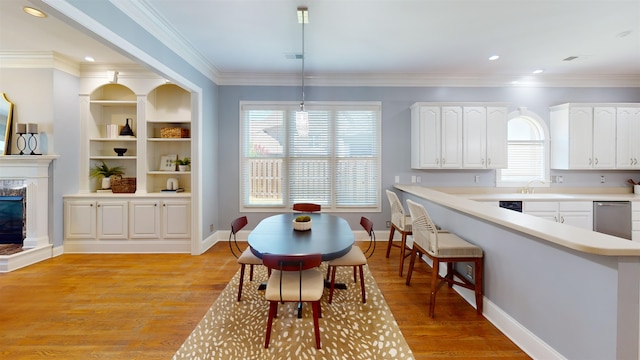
[616,107,640,169]
[97,200,128,240]
[129,200,161,238]
[64,200,97,239]
[161,200,191,238]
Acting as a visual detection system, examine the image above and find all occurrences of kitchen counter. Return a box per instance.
[394,184,640,256]
[458,192,639,201]
[393,184,640,360]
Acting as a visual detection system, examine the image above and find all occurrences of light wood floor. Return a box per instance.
[0,242,530,359]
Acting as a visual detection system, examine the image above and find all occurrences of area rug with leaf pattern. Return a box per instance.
[173,264,414,360]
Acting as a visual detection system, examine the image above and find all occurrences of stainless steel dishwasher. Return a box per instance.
[593,201,631,240]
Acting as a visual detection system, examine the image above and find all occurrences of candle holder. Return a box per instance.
[27,133,38,155]
[16,133,26,155]
[15,123,26,155]
[26,123,40,155]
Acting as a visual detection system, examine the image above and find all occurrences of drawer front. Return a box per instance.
[559,201,593,212]
[524,201,557,212]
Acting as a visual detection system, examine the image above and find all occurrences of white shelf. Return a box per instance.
[147,171,191,175]
[90,100,136,106]
[147,138,190,142]
[147,119,191,123]
[90,137,137,142]
[90,156,136,160]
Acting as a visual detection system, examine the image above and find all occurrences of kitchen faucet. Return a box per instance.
[521,179,546,194]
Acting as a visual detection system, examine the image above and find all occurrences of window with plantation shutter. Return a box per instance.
[497,112,550,187]
[240,102,381,212]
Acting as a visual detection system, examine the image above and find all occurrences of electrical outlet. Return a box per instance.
[394,175,400,183]
[416,176,422,183]
[385,221,391,228]
[466,264,473,279]
[601,176,606,183]
[411,176,416,183]
[474,175,480,184]
[209,224,214,232]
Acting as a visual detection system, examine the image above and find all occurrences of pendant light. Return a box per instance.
[295,6,309,137]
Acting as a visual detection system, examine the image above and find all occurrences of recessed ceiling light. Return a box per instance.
[489,55,500,61]
[84,56,95,62]
[23,6,47,18]
[532,69,544,74]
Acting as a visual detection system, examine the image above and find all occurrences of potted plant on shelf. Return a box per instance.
[174,157,191,172]
[90,161,125,190]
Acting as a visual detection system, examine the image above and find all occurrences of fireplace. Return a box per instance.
[0,155,57,272]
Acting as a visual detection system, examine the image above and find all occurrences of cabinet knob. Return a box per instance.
[560,216,565,223]
[481,158,485,165]
[588,158,592,165]
[595,158,598,165]
[487,158,491,165]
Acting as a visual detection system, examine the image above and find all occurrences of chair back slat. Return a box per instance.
[406,200,439,256]
[292,203,321,212]
[360,216,376,258]
[229,216,248,258]
[262,253,322,271]
[386,190,408,228]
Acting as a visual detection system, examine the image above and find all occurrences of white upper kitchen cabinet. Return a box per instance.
[463,106,508,169]
[411,104,462,169]
[616,106,640,169]
[550,104,616,169]
[411,102,506,169]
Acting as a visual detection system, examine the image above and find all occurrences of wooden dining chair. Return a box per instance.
[228,216,262,301]
[292,203,321,212]
[405,199,484,318]
[385,189,413,276]
[326,216,375,304]
[262,253,325,349]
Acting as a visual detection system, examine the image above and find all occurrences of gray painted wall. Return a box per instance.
[218,85,640,230]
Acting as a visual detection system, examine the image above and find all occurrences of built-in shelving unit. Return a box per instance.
[70,76,194,254]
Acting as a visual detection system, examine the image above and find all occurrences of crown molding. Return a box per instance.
[2,53,638,88]
[110,0,220,83]
[216,71,640,88]
[0,51,80,76]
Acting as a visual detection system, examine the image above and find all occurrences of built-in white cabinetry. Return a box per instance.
[162,199,191,238]
[64,200,97,239]
[411,102,508,169]
[71,74,195,253]
[97,200,129,240]
[551,103,640,170]
[616,107,640,169]
[64,196,191,253]
[524,201,593,230]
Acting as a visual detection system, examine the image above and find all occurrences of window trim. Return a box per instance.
[496,108,550,188]
[239,101,382,212]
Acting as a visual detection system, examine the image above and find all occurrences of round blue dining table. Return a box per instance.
[248,213,354,261]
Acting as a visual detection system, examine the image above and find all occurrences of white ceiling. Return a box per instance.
[1,0,639,86]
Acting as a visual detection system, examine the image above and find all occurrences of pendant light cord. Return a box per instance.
[300,15,305,111]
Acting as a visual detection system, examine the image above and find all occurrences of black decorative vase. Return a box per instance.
[119,118,134,137]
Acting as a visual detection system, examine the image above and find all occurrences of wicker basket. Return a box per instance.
[111,176,136,193]
[160,127,190,138]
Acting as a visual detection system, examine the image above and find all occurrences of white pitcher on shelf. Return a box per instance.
[167,178,179,190]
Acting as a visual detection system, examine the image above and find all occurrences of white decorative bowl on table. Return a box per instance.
[293,219,312,231]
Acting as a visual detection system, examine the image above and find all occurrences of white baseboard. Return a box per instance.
[0,244,52,272]
[63,239,190,253]
[414,254,564,360]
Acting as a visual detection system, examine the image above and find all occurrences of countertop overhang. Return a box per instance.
[395,185,640,256]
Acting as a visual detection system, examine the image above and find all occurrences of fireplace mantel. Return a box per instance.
[0,155,58,272]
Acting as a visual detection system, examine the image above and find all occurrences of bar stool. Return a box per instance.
[405,199,484,318]
[385,189,413,276]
